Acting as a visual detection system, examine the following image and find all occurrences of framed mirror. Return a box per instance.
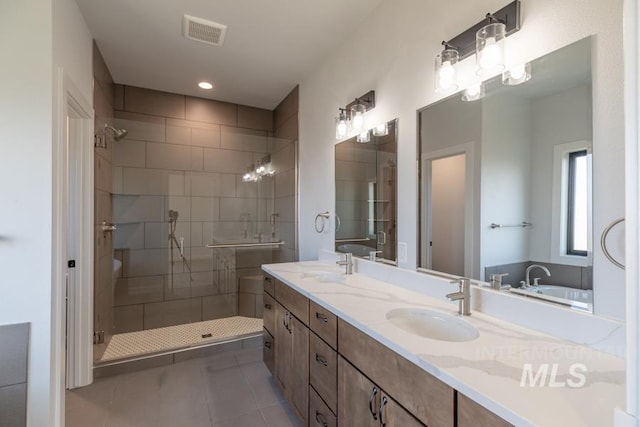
[335,119,398,263]
[418,38,593,311]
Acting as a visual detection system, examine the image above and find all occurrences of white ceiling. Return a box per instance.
[76,0,383,110]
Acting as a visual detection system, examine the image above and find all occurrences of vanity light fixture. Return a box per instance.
[335,90,376,140]
[502,62,532,85]
[242,155,273,182]
[350,100,367,133]
[198,81,213,89]
[356,130,370,143]
[435,45,459,93]
[475,19,506,76]
[335,108,349,140]
[435,1,520,90]
[461,82,485,102]
[372,122,389,136]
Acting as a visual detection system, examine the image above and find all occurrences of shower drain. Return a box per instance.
[202,333,213,339]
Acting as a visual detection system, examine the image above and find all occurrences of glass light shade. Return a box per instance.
[350,103,367,133]
[335,112,349,140]
[435,49,459,93]
[502,62,532,85]
[356,130,370,143]
[461,82,485,102]
[476,23,506,76]
[373,123,388,136]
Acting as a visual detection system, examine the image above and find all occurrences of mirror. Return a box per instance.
[418,38,593,311]
[335,119,398,263]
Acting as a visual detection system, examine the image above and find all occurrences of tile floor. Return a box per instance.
[66,347,302,427]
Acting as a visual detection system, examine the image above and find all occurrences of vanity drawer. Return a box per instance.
[263,292,275,335]
[264,274,275,296]
[309,300,337,350]
[309,332,338,414]
[275,279,309,325]
[309,386,337,427]
[457,393,512,427]
[338,320,454,427]
[263,328,275,376]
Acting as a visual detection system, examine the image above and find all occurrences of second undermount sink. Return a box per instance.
[386,308,479,342]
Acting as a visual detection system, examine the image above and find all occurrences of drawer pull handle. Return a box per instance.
[264,303,272,310]
[379,395,388,426]
[264,341,272,349]
[315,312,329,323]
[315,354,328,366]
[369,386,378,420]
[264,277,272,282]
[315,411,328,427]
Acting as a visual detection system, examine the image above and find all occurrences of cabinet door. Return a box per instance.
[274,302,291,392]
[338,356,379,427]
[378,393,424,427]
[262,328,275,376]
[457,393,512,427]
[289,314,309,424]
[263,291,275,335]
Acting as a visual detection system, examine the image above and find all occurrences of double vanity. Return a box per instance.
[262,258,624,426]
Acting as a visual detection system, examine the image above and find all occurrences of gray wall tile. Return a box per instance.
[185,97,237,126]
[0,383,27,427]
[124,86,185,119]
[0,323,28,387]
[114,305,144,333]
[237,105,273,132]
[144,298,202,329]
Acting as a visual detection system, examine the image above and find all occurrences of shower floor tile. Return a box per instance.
[100,316,263,363]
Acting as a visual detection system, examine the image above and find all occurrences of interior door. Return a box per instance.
[427,153,466,276]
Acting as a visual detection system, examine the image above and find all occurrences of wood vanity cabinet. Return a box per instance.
[457,393,512,427]
[264,276,310,425]
[338,319,454,427]
[338,356,423,427]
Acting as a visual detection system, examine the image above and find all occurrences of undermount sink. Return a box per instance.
[386,308,479,342]
[301,270,346,283]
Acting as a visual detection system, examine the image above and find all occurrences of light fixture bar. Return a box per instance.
[345,90,376,113]
[443,0,521,60]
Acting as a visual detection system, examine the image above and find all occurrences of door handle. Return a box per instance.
[315,312,329,323]
[377,230,386,245]
[368,386,378,420]
[315,354,328,367]
[379,395,388,426]
[101,221,117,232]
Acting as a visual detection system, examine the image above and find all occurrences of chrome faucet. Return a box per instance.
[489,273,509,290]
[336,253,353,275]
[369,250,383,262]
[446,277,471,316]
[524,264,551,288]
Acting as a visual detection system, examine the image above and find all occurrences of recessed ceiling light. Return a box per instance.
[198,81,213,90]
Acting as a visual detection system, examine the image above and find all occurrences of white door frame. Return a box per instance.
[619,0,640,424]
[52,67,94,422]
[421,142,475,277]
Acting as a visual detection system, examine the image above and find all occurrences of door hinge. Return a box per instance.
[68,260,76,268]
[93,331,105,344]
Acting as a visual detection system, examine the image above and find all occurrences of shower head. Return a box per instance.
[104,124,128,141]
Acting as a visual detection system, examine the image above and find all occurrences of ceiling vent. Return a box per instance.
[182,15,227,46]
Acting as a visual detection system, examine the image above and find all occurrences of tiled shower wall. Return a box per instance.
[0,323,28,426]
[271,86,299,263]
[93,43,115,359]
[111,85,295,333]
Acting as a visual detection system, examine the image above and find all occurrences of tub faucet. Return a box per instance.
[336,253,353,275]
[525,264,551,288]
[446,277,471,316]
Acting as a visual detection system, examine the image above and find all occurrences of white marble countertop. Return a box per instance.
[262,261,625,427]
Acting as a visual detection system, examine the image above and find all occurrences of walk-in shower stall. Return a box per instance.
[92,82,298,366]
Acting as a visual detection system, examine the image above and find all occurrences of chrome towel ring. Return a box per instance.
[600,217,625,270]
